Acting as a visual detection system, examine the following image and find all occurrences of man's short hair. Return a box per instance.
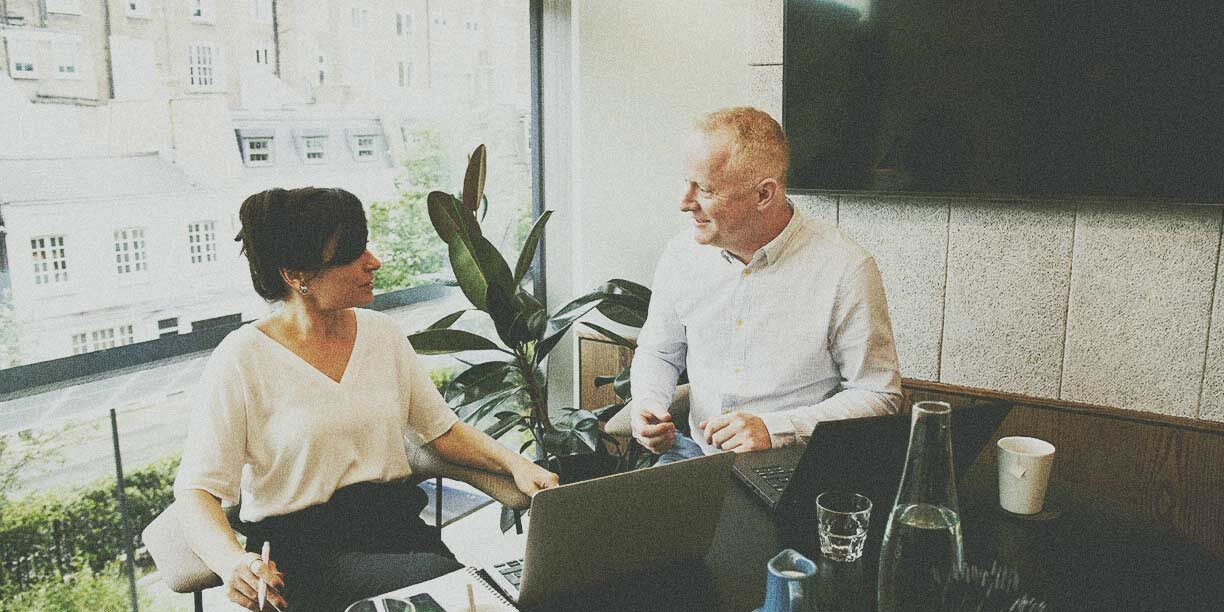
[695,107,789,191]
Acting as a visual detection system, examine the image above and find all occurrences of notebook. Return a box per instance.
[732,401,1013,519]
[382,566,516,612]
[481,452,736,608]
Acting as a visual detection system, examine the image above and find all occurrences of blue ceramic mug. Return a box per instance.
[755,548,817,612]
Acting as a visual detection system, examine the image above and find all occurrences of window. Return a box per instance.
[254,46,271,66]
[397,13,414,36]
[126,0,150,18]
[242,137,273,166]
[0,4,539,607]
[187,221,217,264]
[46,0,82,15]
[157,317,179,337]
[465,19,480,34]
[351,7,369,29]
[188,44,219,89]
[397,61,407,87]
[31,236,68,285]
[8,38,36,78]
[113,228,147,275]
[303,136,327,162]
[71,324,135,354]
[191,0,212,21]
[254,0,273,22]
[52,42,79,79]
[351,134,378,160]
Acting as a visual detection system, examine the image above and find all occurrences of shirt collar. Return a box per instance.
[721,200,804,267]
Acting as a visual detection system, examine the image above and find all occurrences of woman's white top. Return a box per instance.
[173,308,459,523]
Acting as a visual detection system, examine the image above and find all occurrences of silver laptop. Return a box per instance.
[481,452,735,607]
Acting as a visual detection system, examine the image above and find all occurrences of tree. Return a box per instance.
[368,129,451,292]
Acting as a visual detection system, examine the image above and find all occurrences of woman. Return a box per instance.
[173,187,557,612]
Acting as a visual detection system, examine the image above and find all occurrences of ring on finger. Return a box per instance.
[247,556,262,572]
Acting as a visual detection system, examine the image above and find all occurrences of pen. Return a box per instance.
[258,540,270,611]
[466,582,476,612]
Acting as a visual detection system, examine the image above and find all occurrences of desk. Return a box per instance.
[525,463,1224,612]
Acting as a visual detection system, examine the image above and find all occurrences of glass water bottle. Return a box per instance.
[877,401,965,612]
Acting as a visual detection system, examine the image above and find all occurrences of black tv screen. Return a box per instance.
[783,0,1224,202]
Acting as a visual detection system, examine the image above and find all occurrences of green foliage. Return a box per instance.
[429,366,461,394]
[368,129,451,292]
[0,561,153,612]
[408,145,649,465]
[0,456,179,599]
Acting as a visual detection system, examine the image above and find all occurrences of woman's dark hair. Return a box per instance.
[235,187,368,301]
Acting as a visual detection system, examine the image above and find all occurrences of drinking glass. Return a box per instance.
[816,491,872,562]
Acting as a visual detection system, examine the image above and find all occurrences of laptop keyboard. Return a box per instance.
[493,559,524,588]
[753,465,795,492]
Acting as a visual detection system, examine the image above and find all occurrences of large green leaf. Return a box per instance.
[484,412,525,439]
[513,211,552,286]
[449,231,514,313]
[460,386,524,423]
[426,310,468,330]
[407,329,505,355]
[580,322,637,350]
[540,409,602,457]
[487,283,531,347]
[519,291,549,339]
[595,294,650,327]
[605,278,652,302]
[443,360,517,404]
[426,191,459,243]
[462,144,487,212]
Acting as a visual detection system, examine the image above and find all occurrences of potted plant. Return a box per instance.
[406,145,651,485]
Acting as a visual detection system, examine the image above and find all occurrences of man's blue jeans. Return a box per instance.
[655,433,706,465]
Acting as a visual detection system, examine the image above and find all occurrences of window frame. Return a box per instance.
[242,136,274,166]
[30,235,69,287]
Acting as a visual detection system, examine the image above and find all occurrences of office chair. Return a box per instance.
[142,436,531,612]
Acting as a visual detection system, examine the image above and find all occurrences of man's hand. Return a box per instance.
[512,460,560,497]
[631,404,676,454]
[699,412,771,453]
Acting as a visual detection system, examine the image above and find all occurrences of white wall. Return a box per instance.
[545,0,752,409]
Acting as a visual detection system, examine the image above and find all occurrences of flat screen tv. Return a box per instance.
[783,0,1224,203]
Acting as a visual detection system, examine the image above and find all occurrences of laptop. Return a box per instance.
[733,401,1012,518]
[482,452,736,607]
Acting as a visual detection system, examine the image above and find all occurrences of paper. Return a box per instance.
[385,567,516,612]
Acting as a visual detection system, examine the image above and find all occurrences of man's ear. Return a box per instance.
[755,178,781,211]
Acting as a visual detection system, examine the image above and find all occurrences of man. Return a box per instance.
[629,107,901,462]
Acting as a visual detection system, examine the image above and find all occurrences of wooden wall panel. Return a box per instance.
[577,334,632,412]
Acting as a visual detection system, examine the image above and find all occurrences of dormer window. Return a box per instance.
[237,128,276,166]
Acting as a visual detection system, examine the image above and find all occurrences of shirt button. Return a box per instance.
[736,319,744,327]
[734,368,742,375]
[742,269,751,277]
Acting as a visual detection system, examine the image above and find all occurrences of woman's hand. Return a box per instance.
[227,551,288,611]
[512,460,560,497]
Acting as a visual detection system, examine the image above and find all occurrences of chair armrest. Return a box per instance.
[406,437,531,511]
[141,502,224,593]
[603,384,691,438]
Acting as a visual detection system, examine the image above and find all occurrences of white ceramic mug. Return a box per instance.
[996,436,1055,514]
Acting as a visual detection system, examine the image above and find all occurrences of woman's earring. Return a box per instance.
[298,283,309,296]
